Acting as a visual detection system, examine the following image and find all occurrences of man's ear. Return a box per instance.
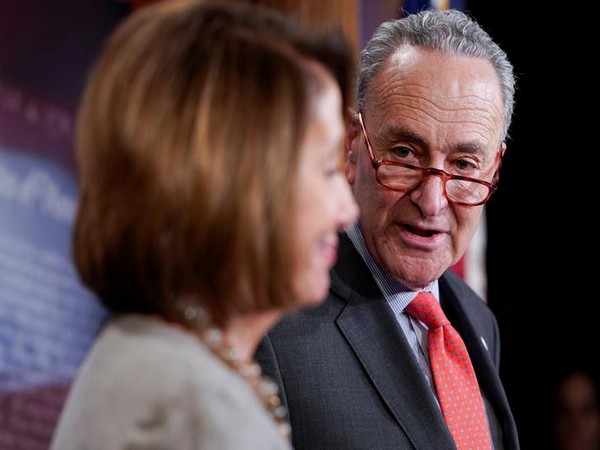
[492,141,507,185]
[344,109,360,184]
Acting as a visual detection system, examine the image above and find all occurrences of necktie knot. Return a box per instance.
[405,291,448,329]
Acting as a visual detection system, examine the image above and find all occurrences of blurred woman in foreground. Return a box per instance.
[50,1,358,448]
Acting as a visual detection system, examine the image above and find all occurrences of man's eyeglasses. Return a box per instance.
[357,113,501,207]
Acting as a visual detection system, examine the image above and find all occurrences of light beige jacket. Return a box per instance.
[50,314,291,450]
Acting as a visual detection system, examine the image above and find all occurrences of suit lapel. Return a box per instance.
[439,275,515,434]
[331,235,455,449]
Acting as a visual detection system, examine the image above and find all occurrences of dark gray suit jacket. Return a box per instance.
[256,233,519,449]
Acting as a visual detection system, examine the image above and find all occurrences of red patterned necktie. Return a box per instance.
[405,291,492,450]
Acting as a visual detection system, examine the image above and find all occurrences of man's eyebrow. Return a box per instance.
[376,124,427,148]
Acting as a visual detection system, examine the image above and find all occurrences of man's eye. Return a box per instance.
[389,146,412,159]
[455,159,473,170]
[454,158,479,171]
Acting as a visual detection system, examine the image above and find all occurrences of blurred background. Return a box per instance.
[0,1,594,449]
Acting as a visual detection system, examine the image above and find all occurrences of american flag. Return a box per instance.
[401,0,465,13]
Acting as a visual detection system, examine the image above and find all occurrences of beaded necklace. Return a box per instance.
[181,305,292,440]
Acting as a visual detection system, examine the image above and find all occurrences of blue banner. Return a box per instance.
[402,0,465,14]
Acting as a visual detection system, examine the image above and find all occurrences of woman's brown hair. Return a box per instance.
[73,0,353,328]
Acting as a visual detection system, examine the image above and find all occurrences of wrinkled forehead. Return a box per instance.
[363,47,505,146]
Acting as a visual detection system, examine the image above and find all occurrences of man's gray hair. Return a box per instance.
[357,8,515,140]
